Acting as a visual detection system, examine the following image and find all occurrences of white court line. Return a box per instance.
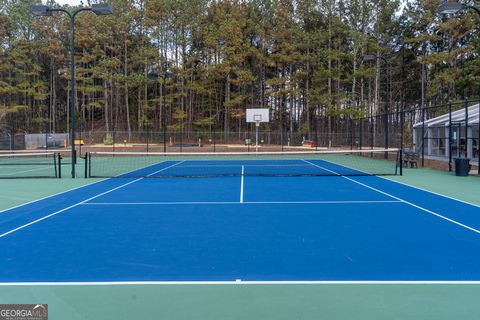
[0,280,480,286]
[240,165,244,203]
[302,159,480,235]
[81,200,402,206]
[84,202,242,205]
[0,161,185,239]
[177,164,311,168]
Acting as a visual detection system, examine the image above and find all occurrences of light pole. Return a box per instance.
[363,54,390,156]
[29,4,112,178]
[160,72,171,154]
[148,70,173,153]
[437,1,480,174]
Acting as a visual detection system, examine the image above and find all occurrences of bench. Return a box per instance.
[74,139,85,146]
[403,150,419,168]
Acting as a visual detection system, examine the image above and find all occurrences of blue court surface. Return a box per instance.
[0,158,480,283]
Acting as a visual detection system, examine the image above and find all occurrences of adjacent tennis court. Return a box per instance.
[0,151,479,284]
[0,152,59,179]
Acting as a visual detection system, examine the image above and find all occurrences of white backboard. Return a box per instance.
[246,109,270,123]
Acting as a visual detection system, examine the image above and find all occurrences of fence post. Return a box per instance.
[370,116,374,153]
[478,100,480,175]
[349,116,353,150]
[180,130,183,153]
[78,129,82,159]
[359,118,363,150]
[247,123,250,152]
[400,105,405,153]
[448,100,453,172]
[145,129,149,153]
[213,131,216,153]
[280,125,284,151]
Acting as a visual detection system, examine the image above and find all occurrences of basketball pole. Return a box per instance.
[256,120,260,153]
[246,109,269,154]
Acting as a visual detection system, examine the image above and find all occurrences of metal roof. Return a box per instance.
[413,104,480,128]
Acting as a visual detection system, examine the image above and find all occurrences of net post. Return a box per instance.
[84,152,88,178]
[57,153,62,179]
[88,152,92,178]
[54,153,58,178]
[399,149,403,176]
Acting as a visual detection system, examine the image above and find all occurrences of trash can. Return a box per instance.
[454,158,471,176]
[245,139,252,146]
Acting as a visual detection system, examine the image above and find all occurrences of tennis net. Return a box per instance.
[0,152,59,179]
[86,149,402,178]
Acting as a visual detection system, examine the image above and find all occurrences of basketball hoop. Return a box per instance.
[246,109,270,154]
[253,115,262,127]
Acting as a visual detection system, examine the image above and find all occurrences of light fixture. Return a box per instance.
[437,2,465,15]
[28,5,52,16]
[92,4,113,15]
[362,54,376,62]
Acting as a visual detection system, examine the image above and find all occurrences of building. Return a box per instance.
[413,105,479,163]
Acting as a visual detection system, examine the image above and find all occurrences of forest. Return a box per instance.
[0,0,479,142]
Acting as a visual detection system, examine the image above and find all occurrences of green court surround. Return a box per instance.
[0,167,479,320]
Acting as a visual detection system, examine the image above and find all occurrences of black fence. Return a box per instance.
[2,100,479,176]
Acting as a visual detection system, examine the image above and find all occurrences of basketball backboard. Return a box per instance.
[246,109,269,123]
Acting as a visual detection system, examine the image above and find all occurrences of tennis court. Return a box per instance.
[0,152,60,179]
[0,150,479,283]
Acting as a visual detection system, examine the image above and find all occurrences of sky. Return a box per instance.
[49,0,82,5]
